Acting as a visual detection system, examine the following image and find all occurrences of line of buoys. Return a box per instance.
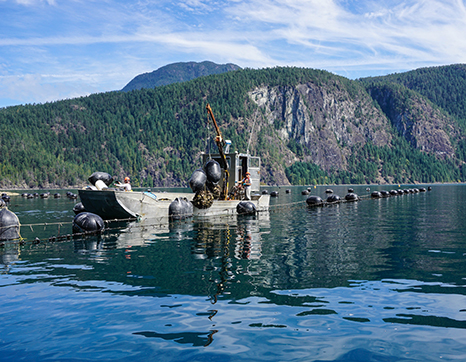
[22,192,38,199]
[371,187,432,198]
[303,185,431,208]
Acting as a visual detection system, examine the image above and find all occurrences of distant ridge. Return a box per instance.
[122,61,241,91]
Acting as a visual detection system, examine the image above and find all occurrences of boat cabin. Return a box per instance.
[201,152,261,193]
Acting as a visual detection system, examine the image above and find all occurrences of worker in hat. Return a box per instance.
[116,176,132,191]
[241,172,252,200]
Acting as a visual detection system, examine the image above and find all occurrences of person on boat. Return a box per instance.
[116,177,132,191]
[241,172,252,200]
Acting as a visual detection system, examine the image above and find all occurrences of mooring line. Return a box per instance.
[0,190,428,247]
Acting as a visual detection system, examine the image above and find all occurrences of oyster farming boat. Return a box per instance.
[78,105,270,221]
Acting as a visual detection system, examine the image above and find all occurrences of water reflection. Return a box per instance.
[235,215,263,260]
[0,242,20,274]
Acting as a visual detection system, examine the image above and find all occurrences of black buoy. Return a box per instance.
[270,191,279,197]
[88,172,114,186]
[262,190,269,195]
[380,190,390,197]
[189,169,207,193]
[67,193,78,199]
[54,193,61,198]
[1,194,10,203]
[306,195,323,206]
[327,194,340,203]
[347,188,354,193]
[40,192,50,199]
[204,159,222,184]
[389,190,398,196]
[72,212,105,234]
[237,201,256,215]
[371,191,382,198]
[325,189,333,194]
[0,208,21,241]
[285,189,291,194]
[301,190,309,195]
[428,186,432,191]
[73,202,86,215]
[419,187,426,192]
[345,193,359,201]
[169,197,193,220]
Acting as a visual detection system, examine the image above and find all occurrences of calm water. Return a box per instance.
[1,185,466,361]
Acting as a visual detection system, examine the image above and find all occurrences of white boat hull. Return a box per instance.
[78,189,269,221]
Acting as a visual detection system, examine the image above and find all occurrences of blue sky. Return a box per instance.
[1,0,466,108]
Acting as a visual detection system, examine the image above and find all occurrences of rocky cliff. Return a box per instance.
[243,75,465,184]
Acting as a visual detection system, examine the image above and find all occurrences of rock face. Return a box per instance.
[249,79,392,173]
[245,77,464,184]
[367,85,458,159]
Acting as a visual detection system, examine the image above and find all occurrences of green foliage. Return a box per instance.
[286,138,465,185]
[1,64,465,188]
[0,67,337,188]
[360,64,466,127]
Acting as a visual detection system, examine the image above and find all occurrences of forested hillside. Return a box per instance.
[1,65,466,189]
[360,64,466,126]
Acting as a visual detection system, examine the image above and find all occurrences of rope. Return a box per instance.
[205,110,211,162]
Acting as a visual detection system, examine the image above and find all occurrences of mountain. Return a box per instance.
[1,64,466,189]
[122,61,241,92]
[360,64,466,125]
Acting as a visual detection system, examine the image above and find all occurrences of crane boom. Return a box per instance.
[206,104,229,200]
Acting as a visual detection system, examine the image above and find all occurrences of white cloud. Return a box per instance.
[1,0,466,107]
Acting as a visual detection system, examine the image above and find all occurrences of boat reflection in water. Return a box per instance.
[71,211,270,347]
[191,212,269,261]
